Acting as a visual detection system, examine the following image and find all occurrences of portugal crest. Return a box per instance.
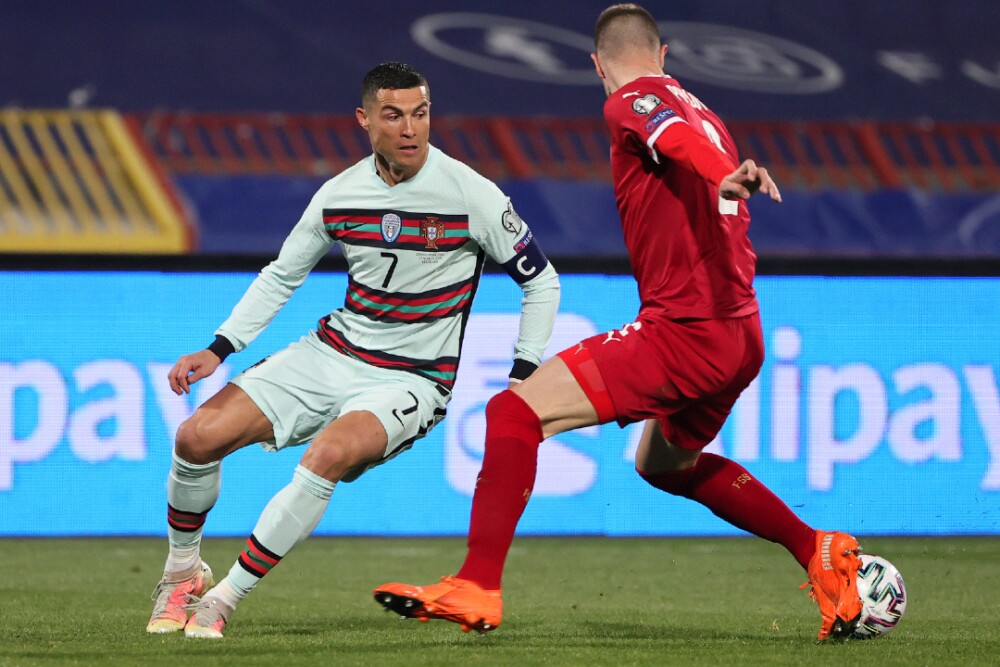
[420,216,446,249]
[381,213,402,243]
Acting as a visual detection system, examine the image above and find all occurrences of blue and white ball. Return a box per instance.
[852,554,907,639]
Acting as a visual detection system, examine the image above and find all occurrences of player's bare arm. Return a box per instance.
[720,159,782,203]
[168,348,222,395]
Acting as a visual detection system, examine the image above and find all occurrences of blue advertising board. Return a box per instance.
[1,271,998,536]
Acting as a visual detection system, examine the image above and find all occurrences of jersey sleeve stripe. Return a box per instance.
[644,116,686,164]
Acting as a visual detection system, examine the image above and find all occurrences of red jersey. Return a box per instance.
[603,74,758,319]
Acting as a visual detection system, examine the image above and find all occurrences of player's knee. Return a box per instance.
[300,437,372,482]
[635,466,694,497]
[174,416,224,464]
[486,390,538,426]
[485,391,512,422]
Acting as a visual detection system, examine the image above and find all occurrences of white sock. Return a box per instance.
[165,452,221,573]
[225,465,334,601]
[204,577,241,610]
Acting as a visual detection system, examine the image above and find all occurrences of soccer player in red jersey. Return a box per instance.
[375,4,863,641]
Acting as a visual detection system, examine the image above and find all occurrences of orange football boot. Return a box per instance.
[374,576,503,634]
[802,531,863,640]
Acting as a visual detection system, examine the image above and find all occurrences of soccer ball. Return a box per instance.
[851,554,907,639]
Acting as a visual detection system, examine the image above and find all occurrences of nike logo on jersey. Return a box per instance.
[622,90,641,99]
[344,222,364,231]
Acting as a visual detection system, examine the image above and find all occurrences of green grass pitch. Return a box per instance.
[0,536,997,666]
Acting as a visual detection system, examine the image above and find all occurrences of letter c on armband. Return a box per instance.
[502,230,549,284]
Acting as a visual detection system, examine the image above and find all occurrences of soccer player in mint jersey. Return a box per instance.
[374,5,863,641]
[146,62,560,638]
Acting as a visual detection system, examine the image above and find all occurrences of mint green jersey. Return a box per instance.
[216,145,560,391]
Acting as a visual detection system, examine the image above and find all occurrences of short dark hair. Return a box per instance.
[361,62,429,108]
[594,4,660,56]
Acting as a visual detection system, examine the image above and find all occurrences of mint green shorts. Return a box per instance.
[231,331,448,480]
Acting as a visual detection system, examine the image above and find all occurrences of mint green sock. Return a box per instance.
[222,465,335,602]
[165,452,221,572]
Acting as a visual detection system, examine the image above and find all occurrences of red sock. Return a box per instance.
[457,390,542,590]
[638,453,817,569]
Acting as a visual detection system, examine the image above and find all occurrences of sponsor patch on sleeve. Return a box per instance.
[513,228,533,254]
[643,108,677,133]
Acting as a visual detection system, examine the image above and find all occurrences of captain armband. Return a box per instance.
[501,229,550,285]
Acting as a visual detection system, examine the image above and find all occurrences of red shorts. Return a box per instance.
[557,311,764,450]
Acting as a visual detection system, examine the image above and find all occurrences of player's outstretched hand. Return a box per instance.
[168,349,222,395]
[719,159,782,203]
